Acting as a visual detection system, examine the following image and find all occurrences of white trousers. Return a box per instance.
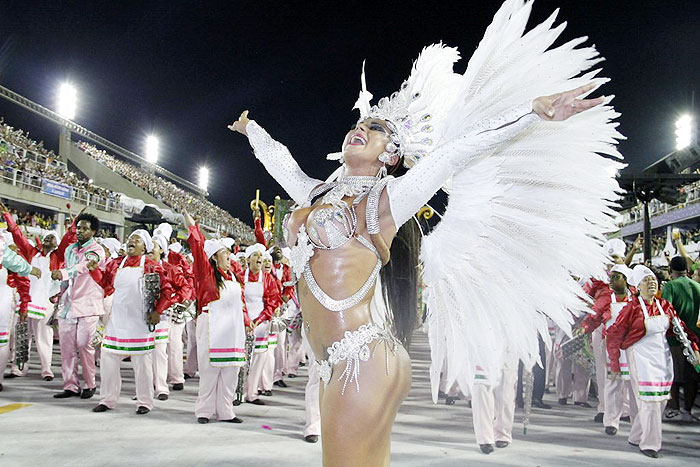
[0,342,10,384]
[246,349,274,401]
[591,327,606,413]
[152,342,169,396]
[11,315,54,377]
[603,376,636,429]
[286,328,304,375]
[471,366,518,445]
[302,330,320,437]
[183,319,198,377]
[263,344,275,391]
[627,347,665,452]
[194,313,239,420]
[167,321,186,384]
[273,329,287,381]
[556,357,590,403]
[98,351,154,410]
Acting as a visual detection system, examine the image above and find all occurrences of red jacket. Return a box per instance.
[2,267,31,314]
[162,259,192,304]
[90,255,175,314]
[272,262,295,302]
[3,212,76,270]
[188,225,251,326]
[168,250,195,301]
[245,269,282,325]
[254,218,267,247]
[606,296,700,372]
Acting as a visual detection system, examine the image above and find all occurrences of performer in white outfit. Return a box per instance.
[229,1,622,463]
[166,241,194,390]
[470,350,519,454]
[607,265,700,458]
[185,212,248,423]
[89,230,176,414]
[243,243,281,404]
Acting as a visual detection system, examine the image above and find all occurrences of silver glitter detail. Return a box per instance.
[303,257,381,312]
[316,323,398,394]
[366,177,392,235]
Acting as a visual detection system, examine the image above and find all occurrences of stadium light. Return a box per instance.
[57,83,77,120]
[675,114,694,151]
[198,166,209,192]
[145,135,159,164]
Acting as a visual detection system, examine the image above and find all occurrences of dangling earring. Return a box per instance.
[378,152,392,164]
[326,151,345,163]
[377,165,388,178]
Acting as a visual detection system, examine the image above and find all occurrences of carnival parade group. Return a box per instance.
[1,202,699,458]
[0,206,322,440]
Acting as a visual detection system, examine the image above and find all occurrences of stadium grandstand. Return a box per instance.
[0,85,253,244]
[617,178,700,265]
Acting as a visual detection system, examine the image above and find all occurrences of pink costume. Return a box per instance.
[56,237,106,393]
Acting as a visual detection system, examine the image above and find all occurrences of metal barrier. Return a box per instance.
[0,166,123,214]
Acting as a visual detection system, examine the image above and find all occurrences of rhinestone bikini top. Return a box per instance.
[288,176,384,312]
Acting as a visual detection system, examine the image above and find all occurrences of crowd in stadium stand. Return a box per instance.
[79,141,250,238]
[0,120,121,211]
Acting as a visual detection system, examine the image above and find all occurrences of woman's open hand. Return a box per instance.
[228,111,250,136]
[533,83,605,121]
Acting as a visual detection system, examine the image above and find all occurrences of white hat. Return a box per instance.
[262,251,272,261]
[603,238,626,259]
[153,233,168,256]
[630,265,655,288]
[245,243,266,258]
[153,223,173,242]
[281,247,291,259]
[204,239,225,259]
[41,230,59,242]
[168,242,183,254]
[128,229,154,253]
[610,264,632,281]
[101,238,121,259]
[235,252,246,260]
[220,237,235,250]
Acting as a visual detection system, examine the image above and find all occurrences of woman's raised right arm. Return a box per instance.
[229,111,321,206]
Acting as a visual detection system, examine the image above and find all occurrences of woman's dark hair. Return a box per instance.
[381,159,421,348]
[209,257,225,290]
[75,213,99,231]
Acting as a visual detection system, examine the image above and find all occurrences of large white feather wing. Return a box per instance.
[421,0,624,401]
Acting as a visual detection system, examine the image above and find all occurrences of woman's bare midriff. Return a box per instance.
[287,196,387,360]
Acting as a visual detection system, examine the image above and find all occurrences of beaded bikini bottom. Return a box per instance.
[315,323,398,395]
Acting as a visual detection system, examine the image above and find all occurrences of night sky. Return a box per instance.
[0,1,698,222]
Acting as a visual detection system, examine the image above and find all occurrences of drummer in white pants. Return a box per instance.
[89,230,176,415]
[166,241,194,389]
[0,237,36,391]
[471,351,518,454]
[185,213,249,423]
[3,209,74,380]
[244,244,281,404]
[607,265,700,459]
[150,227,191,400]
[302,328,320,443]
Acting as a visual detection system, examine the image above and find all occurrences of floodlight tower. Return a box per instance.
[56,82,77,161]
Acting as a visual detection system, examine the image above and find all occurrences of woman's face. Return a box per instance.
[248,251,263,274]
[638,274,658,299]
[214,248,230,272]
[127,235,146,256]
[262,257,272,273]
[342,119,395,167]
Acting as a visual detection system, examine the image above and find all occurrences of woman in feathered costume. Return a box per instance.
[229,1,623,464]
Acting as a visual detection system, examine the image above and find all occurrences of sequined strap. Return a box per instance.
[303,254,381,312]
